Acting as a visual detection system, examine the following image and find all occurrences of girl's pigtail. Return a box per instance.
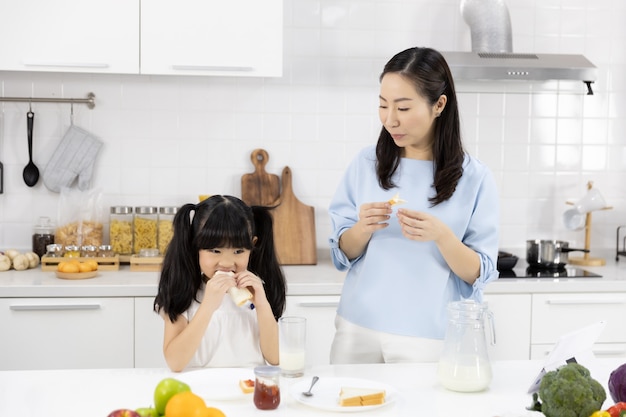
[154,203,202,321]
[250,206,286,319]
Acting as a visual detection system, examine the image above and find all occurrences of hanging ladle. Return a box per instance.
[22,107,40,187]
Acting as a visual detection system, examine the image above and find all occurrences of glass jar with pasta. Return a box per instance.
[158,206,178,255]
[134,206,158,254]
[109,206,134,255]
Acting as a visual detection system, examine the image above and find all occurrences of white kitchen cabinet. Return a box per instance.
[483,294,532,360]
[140,0,283,77]
[0,0,139,74]
[0,297,134,370]
[530,293,626,359]
[134,297,167,368]
[284,295,340,367]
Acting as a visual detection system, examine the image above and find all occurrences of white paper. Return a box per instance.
[527,320,606,394]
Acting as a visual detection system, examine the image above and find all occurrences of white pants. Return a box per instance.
[330,315,443,364]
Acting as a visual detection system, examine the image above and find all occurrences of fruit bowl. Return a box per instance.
[55,271,98,280]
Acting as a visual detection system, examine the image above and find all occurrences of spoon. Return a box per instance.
[302,375,319,397]
[23,110,39,187]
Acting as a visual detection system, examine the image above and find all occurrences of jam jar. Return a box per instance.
[32,216,55,258]
[253,365,281,410]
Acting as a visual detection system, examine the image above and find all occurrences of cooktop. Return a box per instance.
[498,267,602,279]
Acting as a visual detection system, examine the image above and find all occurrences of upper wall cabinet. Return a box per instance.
[0,0,282,77]
[0,0,139,74]
[140,0,283,77]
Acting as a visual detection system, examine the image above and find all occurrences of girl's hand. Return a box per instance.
[202,272,235,309]
[355,201,393,235]
[397,208,448,242]
[235,270,268,304]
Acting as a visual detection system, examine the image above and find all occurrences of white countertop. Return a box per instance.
[1,251,625,298]
[1,358,623,417]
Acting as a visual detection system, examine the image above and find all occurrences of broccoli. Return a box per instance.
[529,362,606,417]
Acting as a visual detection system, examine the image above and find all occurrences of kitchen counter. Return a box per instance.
[1,358,623,417]
[0,251,625,298]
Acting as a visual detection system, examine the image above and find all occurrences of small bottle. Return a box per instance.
[253,366,281,410]
[81,245,97,257]
[109,206,134,255]
[45,244,64,258]
[32,216,55,258]
[98,245,114,257]
[133,206,158,254]
[158,206,178,255]
[63,245,81,258]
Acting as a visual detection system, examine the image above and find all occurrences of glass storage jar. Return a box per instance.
[45,244,64,258]
[134,206,158,254]
[98,245,114,257]
[81,245,97,257]
[109,206,133,255]
[253,365,281,410]
[63,245,81,258]
[158,206,178,255]
[32,216,55,258]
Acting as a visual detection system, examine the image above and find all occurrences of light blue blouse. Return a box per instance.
[329,146,500,339]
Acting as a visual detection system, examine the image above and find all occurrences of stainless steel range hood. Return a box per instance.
[443,0,597,94]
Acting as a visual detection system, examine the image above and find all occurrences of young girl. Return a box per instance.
[154,195,286,371]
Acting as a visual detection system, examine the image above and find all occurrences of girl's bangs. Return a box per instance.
[195,209,253,249]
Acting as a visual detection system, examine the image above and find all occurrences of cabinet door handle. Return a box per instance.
[23,62,110,69]
[171,65,254,72]
[546,299,626,305]
[297,302,339,308]
[592,348,626,356]
[10,304,102,311]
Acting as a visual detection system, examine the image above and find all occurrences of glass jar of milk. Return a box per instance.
[437,299,495,392]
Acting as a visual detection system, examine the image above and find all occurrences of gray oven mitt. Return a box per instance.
[43,125,103,193]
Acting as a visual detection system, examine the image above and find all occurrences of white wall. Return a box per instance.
[1,0,625,256]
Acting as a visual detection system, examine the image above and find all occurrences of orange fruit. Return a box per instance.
[78,262,93,272]
[85,260,99,271]
[57,261,67,272]
[164,391,209,417]
[60,262,80,273]
[206,407,226,417]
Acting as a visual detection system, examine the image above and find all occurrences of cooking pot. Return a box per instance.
[526,240,589,269]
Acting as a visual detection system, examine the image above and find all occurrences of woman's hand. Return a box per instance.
[356,202,393,234]
[397,208,448,242]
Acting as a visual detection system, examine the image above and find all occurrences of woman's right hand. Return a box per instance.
[340,201,392,260]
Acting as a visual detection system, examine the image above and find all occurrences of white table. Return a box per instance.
[0,358,622,417]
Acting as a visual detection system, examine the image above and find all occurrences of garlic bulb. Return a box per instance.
[4,249,20,260]
[0,254,11,271]
[25,252,40,268]
[12,254,29,271]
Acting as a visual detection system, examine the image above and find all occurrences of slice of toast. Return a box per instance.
[239,379,255,394]
[339,387,386,407]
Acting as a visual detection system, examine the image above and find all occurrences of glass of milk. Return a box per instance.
[278,316,306,377]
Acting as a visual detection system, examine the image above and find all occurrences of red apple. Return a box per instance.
[107,409,141,417]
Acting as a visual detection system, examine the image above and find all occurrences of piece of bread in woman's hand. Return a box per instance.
[388,193,407,206]
[239,379,255,394]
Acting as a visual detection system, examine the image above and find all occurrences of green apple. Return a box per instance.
[135,407,158,417]
[154,378,191,415]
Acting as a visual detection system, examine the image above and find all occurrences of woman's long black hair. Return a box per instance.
[376,46,465,206]
[154,195,286,322]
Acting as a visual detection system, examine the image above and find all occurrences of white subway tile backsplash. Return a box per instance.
[0,0,624,254]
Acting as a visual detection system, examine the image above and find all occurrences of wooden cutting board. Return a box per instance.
[241,149,280,206]
[271,166,317,265]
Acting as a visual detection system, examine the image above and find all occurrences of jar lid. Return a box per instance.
[47,244,63,251]
[99,245,112,251]
[254,365,281,377]
[81,245,97,251]
[64,245,79,251]
[135,206,158,214]
[111,206,133,215]
[33,216,55,233]
[159,206,180,215]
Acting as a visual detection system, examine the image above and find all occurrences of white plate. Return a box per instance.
[289,377,397,412]
[176,368,255,401]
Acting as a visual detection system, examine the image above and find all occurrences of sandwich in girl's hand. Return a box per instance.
[388,193,407,206]
[215,271,254,307]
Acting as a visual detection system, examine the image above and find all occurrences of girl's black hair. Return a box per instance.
[375,46,465,206]
[154,195,286,321]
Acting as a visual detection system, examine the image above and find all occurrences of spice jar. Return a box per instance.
[63,245,81,257]
[98,245,114,257]
[46,244,64,258]
[81,245,97,257]
[133,206,158,254]
[32,216,55,258]
[158,206,178,255]
[253,365,281,410]
[109,206,134,255]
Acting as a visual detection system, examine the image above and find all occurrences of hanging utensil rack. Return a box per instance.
[0,92,95,109]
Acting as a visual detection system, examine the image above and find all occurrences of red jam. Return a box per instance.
[253,379,280,410]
